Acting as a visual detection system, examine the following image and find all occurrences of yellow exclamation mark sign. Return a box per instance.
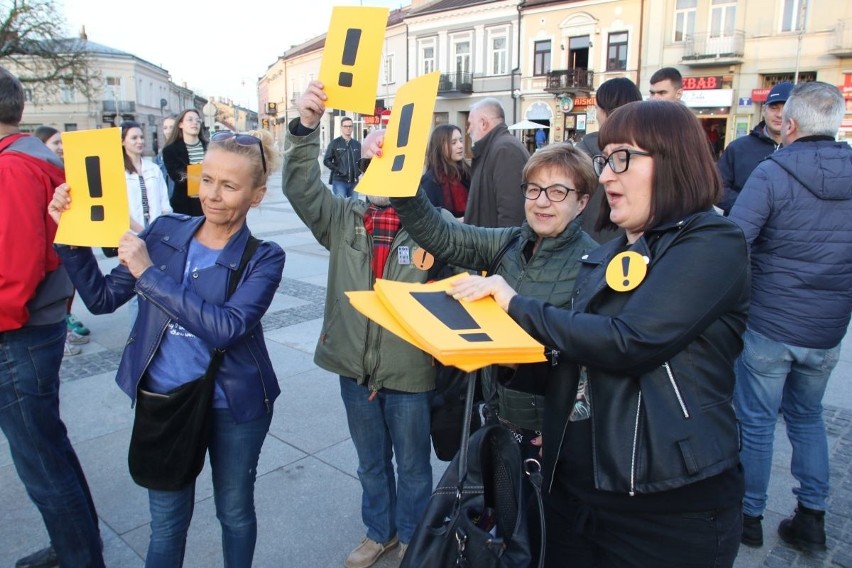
[605,251,648,292]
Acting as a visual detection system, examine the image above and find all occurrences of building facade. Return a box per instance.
[13,37,204,157]
[258,0,852,154]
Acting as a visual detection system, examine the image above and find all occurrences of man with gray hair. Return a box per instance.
[729,81,852,551]
[465,97,529,227]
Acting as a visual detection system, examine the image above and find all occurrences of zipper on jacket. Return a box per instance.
[662,361,690,418]
[548,362,580,493]
[248,331,272,414]
[629,390,642,496]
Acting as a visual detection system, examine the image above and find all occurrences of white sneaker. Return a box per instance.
[66,330,89,345]
[64,339,81,357]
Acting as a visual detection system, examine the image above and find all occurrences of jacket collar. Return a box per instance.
[158,216,252,272]
[582,208,714,263]
[472,123,510,158]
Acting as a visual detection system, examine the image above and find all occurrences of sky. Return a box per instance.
[59,0,409,111]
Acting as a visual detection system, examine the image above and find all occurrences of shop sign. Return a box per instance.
[682,76,723,90]
[751,88,771,102]
[681,89,733,108]
[573,96,595,107]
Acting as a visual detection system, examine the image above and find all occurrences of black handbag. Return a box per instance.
[127,236,259,491]
[402,373,545,568]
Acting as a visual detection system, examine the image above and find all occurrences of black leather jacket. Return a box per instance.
[508,210,750,495]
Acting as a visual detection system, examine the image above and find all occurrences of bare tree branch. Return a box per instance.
[0,0,100,100]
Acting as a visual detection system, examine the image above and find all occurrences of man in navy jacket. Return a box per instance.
[730,81,852,552]
[717,82,792,214]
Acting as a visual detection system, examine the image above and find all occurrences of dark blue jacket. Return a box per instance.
[717,122,780,214]
[58,215,285,423]
[729,137,852,349]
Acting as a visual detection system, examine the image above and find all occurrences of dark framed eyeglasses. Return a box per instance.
[210,131,267,174]
[592,149,652,177]
[358,157,371,174]
[520,183,576,202]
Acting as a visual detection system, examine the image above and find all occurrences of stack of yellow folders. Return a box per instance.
[346,274,547,372]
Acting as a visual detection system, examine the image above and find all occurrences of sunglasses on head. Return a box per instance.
[210,131,267,174]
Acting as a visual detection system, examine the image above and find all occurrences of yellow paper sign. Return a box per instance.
[605,251,649,292]
[356,72,441,198]
[55,128,129,247]
[346,274,546,371]
[187,163,202,197]
[319,6,389,115]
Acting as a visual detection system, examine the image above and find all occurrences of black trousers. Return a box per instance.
[543,479,742,568]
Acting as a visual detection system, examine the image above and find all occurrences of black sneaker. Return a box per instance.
[778,504,827,552]
[15,546,58,568]
[741,514,763,547]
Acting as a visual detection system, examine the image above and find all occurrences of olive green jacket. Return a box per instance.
[391,189,598,429]
[282,120,438,393]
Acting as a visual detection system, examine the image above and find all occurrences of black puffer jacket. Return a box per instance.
[508,210,749,494]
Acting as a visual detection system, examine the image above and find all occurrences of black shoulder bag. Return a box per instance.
[405,233,545,568]
[128,236,260,491]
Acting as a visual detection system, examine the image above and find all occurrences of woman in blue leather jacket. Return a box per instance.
[49,130,285,568]
[451,101,750,567]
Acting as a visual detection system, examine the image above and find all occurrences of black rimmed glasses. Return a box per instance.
[521,183,576,202]
[210,131,267,174]
[592,149,652,176]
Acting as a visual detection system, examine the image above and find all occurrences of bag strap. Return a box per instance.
[456,233,520,483]
[208,235,261,372]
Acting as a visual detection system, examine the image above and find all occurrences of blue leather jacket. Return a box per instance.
[58,215,285,423]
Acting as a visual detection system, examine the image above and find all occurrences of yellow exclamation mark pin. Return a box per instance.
[605,251,649,292]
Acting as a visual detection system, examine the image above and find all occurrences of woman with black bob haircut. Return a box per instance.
[449,100,750,567]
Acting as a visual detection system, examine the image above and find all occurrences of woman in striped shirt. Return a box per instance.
[163,109,208,216]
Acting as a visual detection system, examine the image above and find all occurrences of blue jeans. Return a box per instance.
[0,322,104,567]
[734,327,840,517]
[145,409,272,568]
[339,377,433,544]
[332,180,357,198]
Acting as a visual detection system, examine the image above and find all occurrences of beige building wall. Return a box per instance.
[641,0,852,147]
[520,0,643,147]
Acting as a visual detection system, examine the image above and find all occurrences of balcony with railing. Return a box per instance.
[101,100,136,113]
[829,19,852,57]
[438,72,473,94]
[681,30,745,66]
[543,69,594,94]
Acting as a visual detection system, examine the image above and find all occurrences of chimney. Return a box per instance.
[79,25,87,40]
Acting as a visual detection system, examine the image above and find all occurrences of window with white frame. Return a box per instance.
[420,38,436,75]
[533,40,551,76]
[60,79,74,103]
[781,0,806,32]
[710,0,736,38]
[383,53,395,85]
[674,0,697,42]
[489,27,508,75]
[606,32,628,71]
[452,35,471,77]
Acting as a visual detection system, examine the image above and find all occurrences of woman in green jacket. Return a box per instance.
[388,143,599,450]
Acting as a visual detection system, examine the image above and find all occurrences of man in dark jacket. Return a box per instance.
[0,66,104,568]
[717,82,792,214]
[322,116,361,198]
[465,98,529,227]
[730,81,852,551]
